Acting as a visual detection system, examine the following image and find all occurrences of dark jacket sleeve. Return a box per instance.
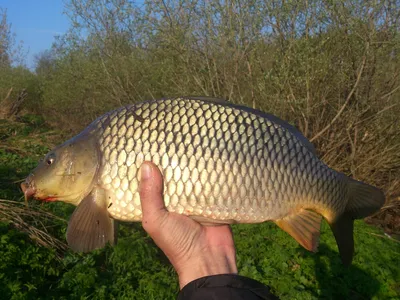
[177,274,279,300]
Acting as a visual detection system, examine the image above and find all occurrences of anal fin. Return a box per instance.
[275,209,322,252]
[66,188,115,252]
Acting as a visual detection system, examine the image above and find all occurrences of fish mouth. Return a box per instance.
[21,176,60,204]
[21,180,37,205]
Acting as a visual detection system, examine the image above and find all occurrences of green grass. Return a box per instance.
[0,119,399,299]
[234,222,400,299]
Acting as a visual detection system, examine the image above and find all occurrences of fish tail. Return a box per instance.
[329,178,385,266]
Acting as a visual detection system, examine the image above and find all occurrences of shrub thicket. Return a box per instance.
[32,0,400,197]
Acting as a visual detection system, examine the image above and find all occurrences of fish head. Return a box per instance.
[21,133,100,206]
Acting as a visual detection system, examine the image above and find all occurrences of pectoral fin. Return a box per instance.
[275,209,322,252]
[66,188,114,252]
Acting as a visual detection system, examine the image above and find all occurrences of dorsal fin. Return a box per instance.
[184,96,232,104]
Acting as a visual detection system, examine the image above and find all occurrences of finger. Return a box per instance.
[139,162,167,229]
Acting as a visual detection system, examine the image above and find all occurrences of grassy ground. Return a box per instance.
[0,118,399,299]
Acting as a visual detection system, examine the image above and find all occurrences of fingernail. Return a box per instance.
[140,163,152,181]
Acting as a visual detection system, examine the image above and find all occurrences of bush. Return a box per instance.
[35,0,399,197]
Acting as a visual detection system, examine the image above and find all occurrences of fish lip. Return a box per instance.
[21,176,37,202]
[42,197,58,202]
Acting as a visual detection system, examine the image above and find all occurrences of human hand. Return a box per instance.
[139,162,238,289]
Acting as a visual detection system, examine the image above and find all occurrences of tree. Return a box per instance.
[34,50,56,77]
[0,8,12,68]
[0,8,24,68]
[0,8,31,119]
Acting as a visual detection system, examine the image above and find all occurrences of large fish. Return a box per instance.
[21,97,384,264]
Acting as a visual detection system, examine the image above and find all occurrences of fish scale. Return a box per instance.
[95,98,339,222]
[22,96,384,262]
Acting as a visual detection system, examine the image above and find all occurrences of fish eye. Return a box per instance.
[46,153,56,165]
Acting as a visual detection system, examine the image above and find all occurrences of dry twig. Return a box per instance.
[0,199,68,256]
[311,43,370,142]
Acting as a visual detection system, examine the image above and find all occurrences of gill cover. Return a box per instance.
[29,131,100,205]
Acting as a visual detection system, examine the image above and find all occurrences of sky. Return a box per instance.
[1,0,70,69]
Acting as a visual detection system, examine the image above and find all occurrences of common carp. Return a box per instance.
[21,97,384,264]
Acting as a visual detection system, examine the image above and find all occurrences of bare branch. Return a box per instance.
[311,43,370,142]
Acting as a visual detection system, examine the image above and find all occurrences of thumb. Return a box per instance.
[139,162,167,232]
